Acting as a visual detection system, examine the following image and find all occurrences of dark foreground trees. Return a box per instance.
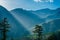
[47,33,57,40]
[47,31,60,40]
[33,25,43,40]
[0,18,10,40]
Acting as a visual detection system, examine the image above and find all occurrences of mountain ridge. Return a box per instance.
[0,6,30,39]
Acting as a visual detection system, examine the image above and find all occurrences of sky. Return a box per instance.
[0,0,60,10]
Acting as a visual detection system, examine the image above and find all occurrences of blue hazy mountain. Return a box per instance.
[32,8,60,19]
[45,9,60,22]
[0,6,30,38]
[10,8,45,31]
[42,19,60,33]
[32,8,60,23]
[32,8,55,18]
[10,8,60,33]
[0,5,60,39]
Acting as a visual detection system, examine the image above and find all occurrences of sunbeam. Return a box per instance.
[10,12,32,33]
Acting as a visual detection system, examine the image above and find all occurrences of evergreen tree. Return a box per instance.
[0,18,10,40]
[33,25,43,40]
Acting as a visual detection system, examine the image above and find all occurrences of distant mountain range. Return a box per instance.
[10,8,45,31]
[31,8,60,18]
[0,6,60,39]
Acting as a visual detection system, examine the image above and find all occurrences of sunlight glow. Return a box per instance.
[0,0,6,6]
[0,0,10,10]
[34,0,54,2]
[10,12,32,33]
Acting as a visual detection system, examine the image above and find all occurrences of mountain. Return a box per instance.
[10,8,60,33]
[32,8,60,19]
[31,8,60,23]
[42,19,60,33]
[32,8,55,18]
[45,10,60,22]
[0,6,30,39]
[10,8,45,31]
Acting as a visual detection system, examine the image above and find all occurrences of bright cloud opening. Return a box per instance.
[34,0,54,2]
[0,0,6,6]
[34,0,42,2]
[0,0,10,10]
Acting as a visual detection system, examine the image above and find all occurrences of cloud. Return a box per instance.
[33,0,54,2]
[34,0,42,2]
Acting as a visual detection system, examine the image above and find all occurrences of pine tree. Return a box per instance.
[0,18,10,40]
[33,25,43,40]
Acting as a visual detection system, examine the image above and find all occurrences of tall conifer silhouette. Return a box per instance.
[33,25,43,40]
[0,18,10,40]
